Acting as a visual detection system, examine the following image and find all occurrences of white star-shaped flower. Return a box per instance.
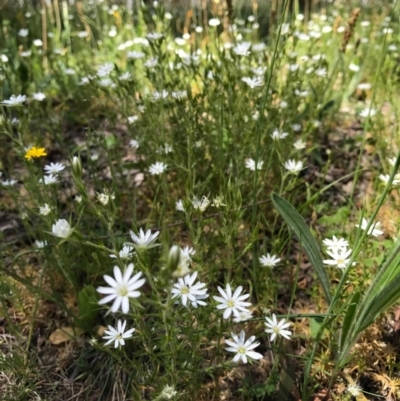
[225,330,263,364]
[259,253,281,267]
[213,284,251,319]
[355,218,384,237]
[264,313,292,341]
[149,162,167,175]
[129,228,159,250]
[102,319,135,348]
[171,272,208,307]
[245,158,264,171]
[323,247,352,269]
[97,264,145,313]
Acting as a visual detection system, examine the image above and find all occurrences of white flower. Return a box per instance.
[176,199,185,212]
[129,139,139,149]
[32,92,46,101]
[359,108,376,118]
[97,193,110,206]
[191,196,210,212]
[233,309,253,323]
[357,82,371,90]
[44,162,65,175]
[40,174,58,185]
[209,18,221,27]
[245,158,263,171]
[152,90,169,100]
[259,253,281,267]
[271,129,289,140]
[349,63,360,72]
[18,28,29,37]
[172,271,208,307]
[102,319,135,348]
[347,383,362,397]
[322,236,349,252]
[149,162,167,175]
[232,42,251,56]
[294,89,309,97]
[160,385,178,400]
[0,54,9,63]
[144,57,159,68]
[252,42,266,52]
[97,264,145,313]
[212,195,226,208]
[293,139,306,150]
[129,228,159,250]
[264,313,292,341]
[97,62,114,77]
[52,219,73,238]
[127,115,139,124]
[39,203,52,216]
[98,78,116,88]
[379,173,400,186]
[355,218,384,237]
[241,76,263,88]
[35,240,48,248]
[79,76,91,85]
[180,246,195,263]
[146,32,163,41]
[77,31,89,38]
[110,245,134,259]
[323,247,352,269]
[388,157,397,167]
[127,50,145,59]
[225,330,263,364]
[213,284,252,319]
[2,94,27,106]
[251,66,266,76]
[119,72,131,81]
[315,68,327,77]
[284,159,304,175]
[171,90,187,100]
[1,179,17,186]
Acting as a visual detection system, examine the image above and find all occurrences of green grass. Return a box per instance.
[1,0,400,400]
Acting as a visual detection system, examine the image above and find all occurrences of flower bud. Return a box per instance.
[167,245,181,273]
[52,219,73,238]
[71,155,82,178]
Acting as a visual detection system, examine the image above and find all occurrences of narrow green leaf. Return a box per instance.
[356,274,400,333]
[78,285,99,329]
[309,317,325,339]
[339,291,361,357]
[368,239,400,299]
[352,239,400,330]
[271,193,331,303]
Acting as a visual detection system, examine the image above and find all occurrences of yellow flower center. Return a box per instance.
[181,286,189,295]
[118,286,128,297]
[237,346,246,355]
[227,300,235,308]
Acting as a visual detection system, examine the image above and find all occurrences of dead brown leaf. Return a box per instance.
[49,327,84,345]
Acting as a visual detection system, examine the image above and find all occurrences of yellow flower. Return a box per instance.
[25,147,47,161]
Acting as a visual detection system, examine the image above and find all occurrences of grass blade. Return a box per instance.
[271,192,331,303]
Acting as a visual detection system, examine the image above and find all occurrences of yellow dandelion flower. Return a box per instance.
[25,147,47,161]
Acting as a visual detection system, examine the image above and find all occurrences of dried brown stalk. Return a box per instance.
[341,8,361,53]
